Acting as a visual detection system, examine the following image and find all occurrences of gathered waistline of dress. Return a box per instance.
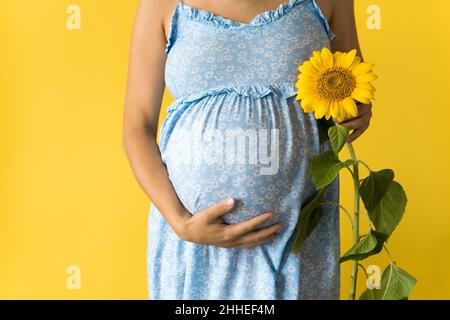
[167,81,298,113]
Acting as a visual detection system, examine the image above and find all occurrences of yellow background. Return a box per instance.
[1,0,449,299]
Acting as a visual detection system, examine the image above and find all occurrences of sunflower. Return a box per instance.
[295,47,377,122]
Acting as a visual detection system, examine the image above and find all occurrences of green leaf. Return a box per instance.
[360,169,395,212]
[368,181,407,236]
[310,151,353,189]
[292,187,327,254]
[340,230,388,263]
[292,206,324,254]
[360,264,417,300]
[328,124,349,154]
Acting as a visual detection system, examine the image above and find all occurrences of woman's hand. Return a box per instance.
[173,198,282,249]
[333,102,372,143]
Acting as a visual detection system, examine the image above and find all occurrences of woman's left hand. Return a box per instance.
[333,102,372,143]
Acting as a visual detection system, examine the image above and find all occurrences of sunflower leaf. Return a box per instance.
[367,181,407,236]
[328,124,349,154]
[360,169,395,212]
[340,230,388,263]
[310,151,353,189]
[359,264,417,300]
[292,187,328,254]
[292,205,324,254]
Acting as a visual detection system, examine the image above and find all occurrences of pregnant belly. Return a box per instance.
[161,93,317,226]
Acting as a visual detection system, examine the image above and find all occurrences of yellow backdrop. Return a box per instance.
[1,0,449,299]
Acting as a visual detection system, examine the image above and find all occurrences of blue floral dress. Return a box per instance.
[147,0,340,300]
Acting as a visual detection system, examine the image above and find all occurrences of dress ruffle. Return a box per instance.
[167,82,298,113]
[165,0,180,53]
[311,0,336,40]
[179,0,306,29]
[166,0,335,52]
[159,81,298,158]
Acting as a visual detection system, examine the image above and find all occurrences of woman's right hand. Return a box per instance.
[173,198,283,249]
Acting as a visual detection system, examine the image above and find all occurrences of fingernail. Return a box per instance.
[226,198,235,206]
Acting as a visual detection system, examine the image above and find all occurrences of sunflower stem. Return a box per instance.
[346,142,360,300]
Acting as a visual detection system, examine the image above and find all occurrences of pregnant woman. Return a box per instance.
[123,0,372,299]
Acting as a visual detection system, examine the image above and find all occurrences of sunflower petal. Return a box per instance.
[298,61,319,74]
[351,89,371,104]
[356,82,376,92]
[342,97,358,118]
[356,72,378,84]
[325,102,333,119]
[314,100,329,119]
[296,81,314,91]
[352,62,374,77]
[297,90,315,99]
[353,87,374,100]
[300,98,316,113]
[341,49,357,69]
[324,106,332,120]
[297,73,318,83]
[311,51,326,71]
[330,101,339,119]
[320,47,334,68]
[350,56,362,70]
[334,51,344,67]
[336,102,348,122]
[317,99,331,119]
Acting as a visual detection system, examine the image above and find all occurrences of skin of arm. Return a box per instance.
[122,0,282,248]
[319,0,373,142]
[122,0,187,232]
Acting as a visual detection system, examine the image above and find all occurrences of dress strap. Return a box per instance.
[165,0,182,54]
[311,0,336,40]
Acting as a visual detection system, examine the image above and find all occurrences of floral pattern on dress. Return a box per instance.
[147,0,340,300]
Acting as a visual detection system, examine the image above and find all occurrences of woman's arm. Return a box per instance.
[325,0,373,142]
[329,0,364,59]
[122,0,281,248]
[123,0,184,231]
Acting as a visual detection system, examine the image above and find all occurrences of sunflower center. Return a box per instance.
[316,67,356,101]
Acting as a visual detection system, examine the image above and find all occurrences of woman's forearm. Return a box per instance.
[122,125,189,235]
